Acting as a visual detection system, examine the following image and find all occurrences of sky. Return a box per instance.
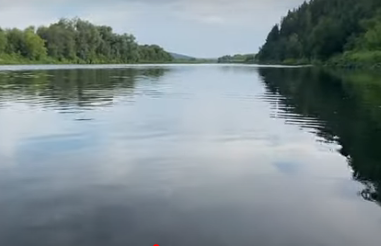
[0,0,305,57]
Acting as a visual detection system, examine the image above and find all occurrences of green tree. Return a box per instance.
[74,19,101,63]
[257,0,381,64]
[37,19,77,61]
[23,26,47,60]
[6,28,25,55]
[0,17,173,64]
[0,28,7,54]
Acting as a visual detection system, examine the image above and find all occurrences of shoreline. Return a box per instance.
[0,63,314,72]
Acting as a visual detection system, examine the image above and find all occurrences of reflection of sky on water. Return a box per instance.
[0,65,380,246]
[0,65,358,188]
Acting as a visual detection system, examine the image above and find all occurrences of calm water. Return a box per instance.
[0,64,381,246]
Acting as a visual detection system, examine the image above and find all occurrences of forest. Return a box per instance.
[217,54,256,63]
[257,0,381,67]
[0,18,173,64]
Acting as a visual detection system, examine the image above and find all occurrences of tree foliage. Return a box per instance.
[0,18,173,64]
[139,45,173,62]
[217,53,256,63]
[0,28,7,54]
[23,27,47,60]
[257,0,381,64]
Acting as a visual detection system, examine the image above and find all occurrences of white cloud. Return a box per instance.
[0,0,306,56]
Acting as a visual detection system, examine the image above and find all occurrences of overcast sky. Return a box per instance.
[0,0,305,57]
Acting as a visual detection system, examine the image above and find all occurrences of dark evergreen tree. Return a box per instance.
[257,0,381,65]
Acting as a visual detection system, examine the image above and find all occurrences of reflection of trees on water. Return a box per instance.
[258,67,381,207]
[0,68,169,111]
[360,182,379,203]
[218,65,259,73]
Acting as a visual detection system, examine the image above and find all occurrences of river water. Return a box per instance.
[0,64,380,246]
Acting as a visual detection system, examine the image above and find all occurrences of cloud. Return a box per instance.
[0,0,305,56]
[0,0,305,27]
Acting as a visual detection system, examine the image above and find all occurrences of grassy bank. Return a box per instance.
[256,52,381,69]
[0,54,216,66]
[0,54,58,65]
[325,51,381,69]
[0,54,112,65]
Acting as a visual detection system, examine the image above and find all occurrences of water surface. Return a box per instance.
[0,64,381,246]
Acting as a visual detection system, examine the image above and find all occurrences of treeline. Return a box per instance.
[217,54,256,63]
[257,0,381,67]
[0,18,173,64]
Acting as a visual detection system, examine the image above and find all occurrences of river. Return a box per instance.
[0,64,380,246]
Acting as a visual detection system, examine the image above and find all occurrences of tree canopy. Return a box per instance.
[0,18,173,64]
[257,0,381,65]
[217,54,256,63]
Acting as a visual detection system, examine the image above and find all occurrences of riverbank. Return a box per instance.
[257,52,381,69]
[0,55,216,66]
[324,51,381,69]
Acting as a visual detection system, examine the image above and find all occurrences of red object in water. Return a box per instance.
[153,245,159,246]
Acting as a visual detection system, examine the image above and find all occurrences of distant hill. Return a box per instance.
[170,53,195,60]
